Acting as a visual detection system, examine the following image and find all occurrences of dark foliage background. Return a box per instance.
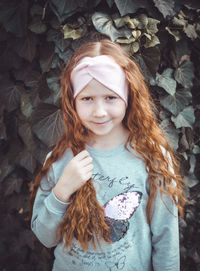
[0,0,200,270]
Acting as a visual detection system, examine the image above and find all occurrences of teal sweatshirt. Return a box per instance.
[31,144,180,271]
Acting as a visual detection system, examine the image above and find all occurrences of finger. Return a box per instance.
[84,171,93,181]
[84,163,94,172]
[74,150,90,161]
[80,156,93,167]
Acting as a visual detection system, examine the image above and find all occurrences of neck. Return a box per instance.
[87,126,129,150]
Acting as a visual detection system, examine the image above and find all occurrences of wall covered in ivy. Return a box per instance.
[0,0,200,270]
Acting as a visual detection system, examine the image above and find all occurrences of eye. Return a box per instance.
[81,97,93,101]
[105,96,117,101]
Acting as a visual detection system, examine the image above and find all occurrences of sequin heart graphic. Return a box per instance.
[104,191,142,242]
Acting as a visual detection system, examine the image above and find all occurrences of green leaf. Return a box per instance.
[107,0,114,8]
[29,17,47,34]
[144,34,160,48]
[0,80,22,112]
[31,103,64,147]
[155,68,177,95]
[174,60,194,88]
[184,173,199,188]
[159,119,179,150]
[46,70,61,104]
[116,37,135,44]
[146,18,160,35]
[47,29,71,52]
[20,92,33,118]
[136,14,148,29]
[160,89,192,115]
[0,158,15,183]
[18,122,35,151]
[141,47,160,78]
[183,155,199,188]
[62,24,85,40]
[92,12,124,42]
[39,42,55,73]
[153,0,175,18]
[165,27,181,41]
[50,0,79,22]
[193,145,200,154]
[18,150,37,173]
[30,4,43,17]
[114,0,150,17]
[171,106,195,128]
[0,0,28,37]
[14,32,37,62]
[121,42,140,54]
[183,23,198,41]
[4,175,23,196]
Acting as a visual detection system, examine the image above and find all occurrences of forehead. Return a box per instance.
[78,79,118,97]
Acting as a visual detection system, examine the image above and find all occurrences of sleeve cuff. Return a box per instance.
[45,189,71,214]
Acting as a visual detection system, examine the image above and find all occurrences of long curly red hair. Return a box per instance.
[30,39,185,251]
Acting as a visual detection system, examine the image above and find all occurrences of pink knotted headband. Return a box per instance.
[70,55,128,104]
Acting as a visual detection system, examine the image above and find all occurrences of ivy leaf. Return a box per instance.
[0,46,23,72]
[13,65,41,89]
[92,12,124,42]
[55,47,73,63]
[0,158,15,183]
[39,42,55,73]
[47,29,71,52]
[159,119,179,150]
[62,24,86,40]
[4,175,23,196]
[114,0,150,17]
[18,122,35,151]
[165,26,181,41]
[0,80,23,112]
[160,88,192,115]
[19,230,35,250]
[107,0,115,8]
[14,32,38,62]
[183,155,198,188]
[154,68,177,95]
[17,150,37,173]
[183,23,198,41]
[121,42,140,55]
[46,70,61,105]
[144,34,160,48]
[28,16,47,34]
[20,92,33,118]
[141,46,160,78]
[193,145,200,154]
[146,18,160,35]
[174,61,194,88]
[31,103,64,147]
[49,0,79,22]
[0,0,28,37]
[171,106,195,128]
[0,115,7,141]
[153,0,175,18]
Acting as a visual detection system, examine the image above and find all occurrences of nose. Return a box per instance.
[92,100,107,118]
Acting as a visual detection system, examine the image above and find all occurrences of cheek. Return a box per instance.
[110,104,126,119]
[75,103,89,121]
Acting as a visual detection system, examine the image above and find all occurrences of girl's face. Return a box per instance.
[75,79,127,141]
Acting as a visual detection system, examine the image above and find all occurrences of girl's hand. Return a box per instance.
[54,150,93,202]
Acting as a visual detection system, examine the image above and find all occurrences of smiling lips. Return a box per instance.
[92,120,110,126]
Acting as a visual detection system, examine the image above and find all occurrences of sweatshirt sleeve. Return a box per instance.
[151,189,179,271]
[31,161,70,248]
[150,147,180,271]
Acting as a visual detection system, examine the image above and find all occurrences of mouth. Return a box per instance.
[92,120,110,126]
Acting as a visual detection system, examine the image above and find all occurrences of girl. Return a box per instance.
[30,39,185,271]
